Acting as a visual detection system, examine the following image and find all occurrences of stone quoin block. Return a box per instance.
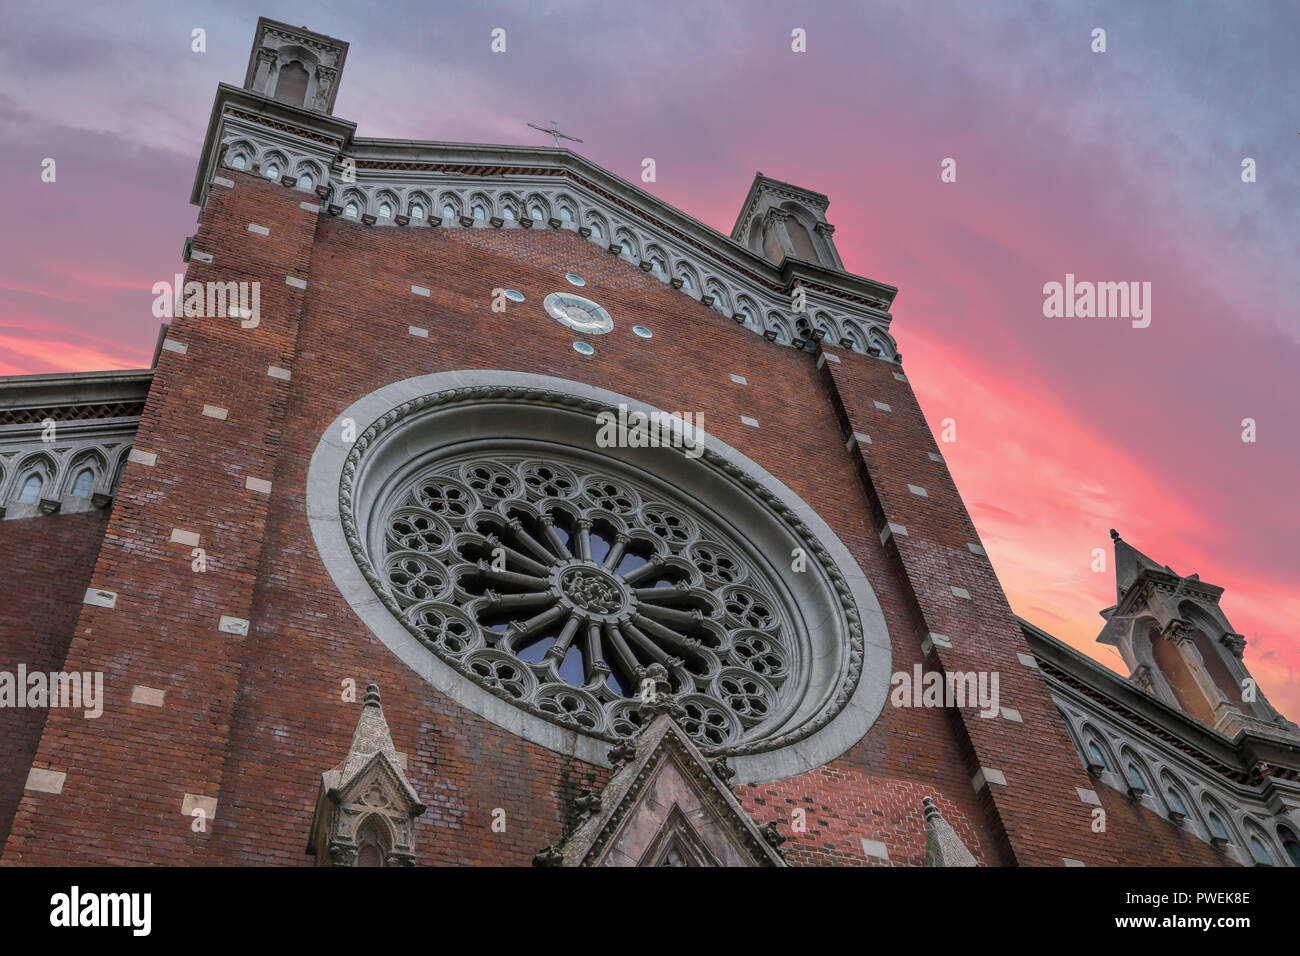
[25,769,66,795]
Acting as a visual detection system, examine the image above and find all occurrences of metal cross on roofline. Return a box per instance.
[528,119,583,148]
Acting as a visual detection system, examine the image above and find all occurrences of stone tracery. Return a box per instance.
[369,451,802,751]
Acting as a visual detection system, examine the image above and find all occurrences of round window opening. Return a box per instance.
[544,292,612,334]
[312,375,889,779]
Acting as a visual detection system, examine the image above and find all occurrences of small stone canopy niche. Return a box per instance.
[308,684,425,866]
[243,17,348,114]
[534,706,788,867]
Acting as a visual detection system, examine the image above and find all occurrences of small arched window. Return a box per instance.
[679,272,694,290]
[846,328,864,351]
[472,204,486,220]
[1124,761,1147,792]
[502,205,515,221]
[411,203,425,220]
[1086,741,1109,771]
[530,205,545,221]
[1248,835,1274,866]
[1206,811,1231,843]
[265,163,280,180]
[442,204,455,221]
[589,222,603,239]
[559,206,573,222]
[650,257,665,276]
[355,817,389,867]
[1280,829,1300,866]
[619,240,632,256]
[231,154,248,170]
[772,325,787,343]
[378,202,392,219]
[18,474,43,503]
[296,173,314,190]
[344,202,358,218]
[71,468,94,498]
[1164,786,1188,816]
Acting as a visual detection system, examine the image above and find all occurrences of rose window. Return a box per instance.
[318,378,885,774]
[365,452,811,751]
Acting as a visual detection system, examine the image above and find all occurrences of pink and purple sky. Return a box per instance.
[2,1,1296,716]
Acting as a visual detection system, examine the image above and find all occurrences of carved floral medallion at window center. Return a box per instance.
[372,452,800,750]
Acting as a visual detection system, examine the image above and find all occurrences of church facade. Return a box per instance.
[1,18,1297,867]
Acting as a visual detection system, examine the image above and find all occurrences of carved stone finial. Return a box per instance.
[1220,633,1247,659]
[634,663,684,720]
[608,738,638,766]
[1110,528,1121,542]
[921,796,977,867]
[761,820,788,858]
[1132,664,1155,692]
[710,756,736,788]
[532,844,564,867]
[307,682,424,867]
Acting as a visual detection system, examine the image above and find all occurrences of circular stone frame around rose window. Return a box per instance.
[306,371,891,784]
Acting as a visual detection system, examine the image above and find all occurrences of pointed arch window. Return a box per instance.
[297,173,314,190]
[442,204,456,221]
[559,206,573,222]
[1164,785,1188,817]
[1206,811,1231,844]
[472,204,486,220]
[1248,835,1273,866]
[379,202,393,219]
[265,163,280,180]
[530,205,545,221]
[356,818,390,867]
[1085,740,1109,771]
[231,154,248,170]
[1280,829,1300,866]
[71,468,94,498]
[18,474,43,503]
[589,222,603,239]
[411,203,425,220]
[344,202,359,218]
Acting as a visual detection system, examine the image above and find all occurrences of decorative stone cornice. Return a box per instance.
[191,59,901,360]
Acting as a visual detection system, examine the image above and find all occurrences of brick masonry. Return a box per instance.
[0,509,108,850]
[0,171,1224,866]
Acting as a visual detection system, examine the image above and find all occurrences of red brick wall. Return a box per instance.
[0,508,108,850]
[1,172,1225,866]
